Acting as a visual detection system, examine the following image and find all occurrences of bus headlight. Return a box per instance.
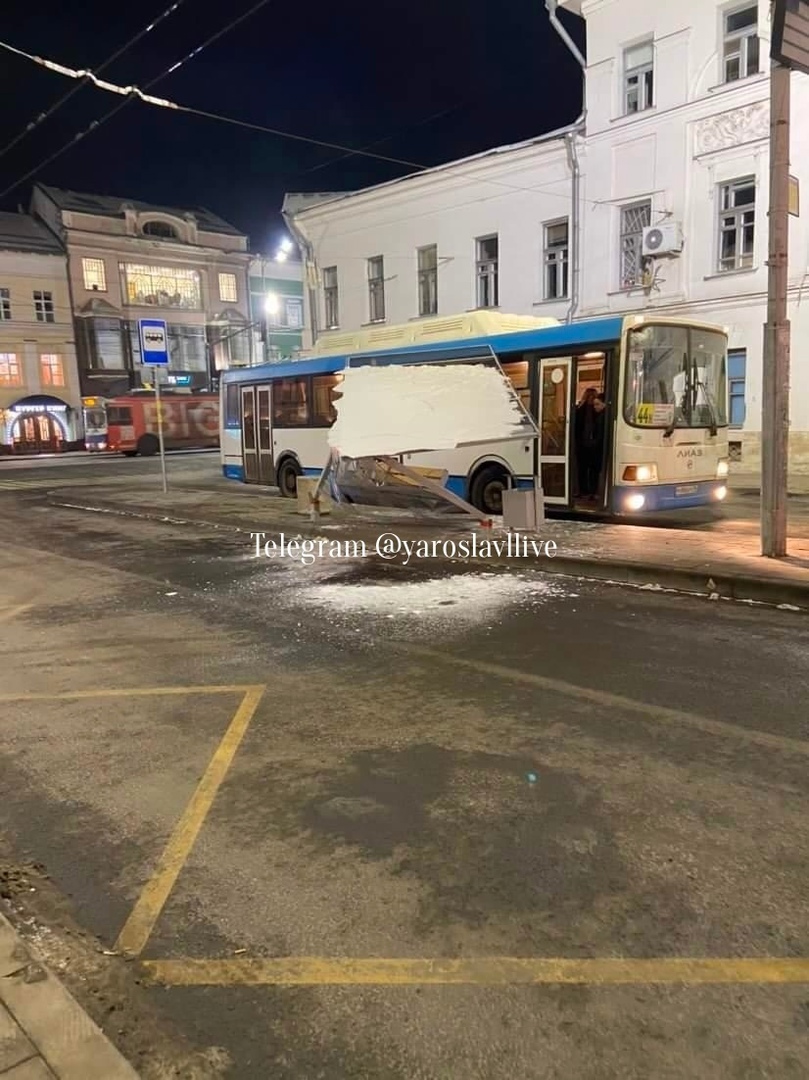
[716,460,729,478]
[622,464,657,483]
[625,493,646,511]
[715,485,728,501]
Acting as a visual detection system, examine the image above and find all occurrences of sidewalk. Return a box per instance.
[0,913,138,1079]
[48,476,809,609]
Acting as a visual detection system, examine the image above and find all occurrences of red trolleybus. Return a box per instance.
[106,390,220,456]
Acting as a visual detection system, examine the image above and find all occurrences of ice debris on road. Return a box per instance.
[296,573,565,624]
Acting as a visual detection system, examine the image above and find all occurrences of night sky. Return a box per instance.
[1,0,584,252]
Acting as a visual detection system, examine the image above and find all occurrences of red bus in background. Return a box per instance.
[105,391,220,456]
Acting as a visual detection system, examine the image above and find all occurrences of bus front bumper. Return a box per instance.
[611,480,728,514]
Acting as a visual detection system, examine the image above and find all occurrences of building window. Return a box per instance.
[120,264,201,309]
[142,220,179,239]
[729,349,747,427]
[323,266,339,329]
[718,178,755,272]
[82,258,107,292]
[724,5,759,83]
[543,220,569,299]
[476,235,499,308]
[0,287,11,320]
[219,273,238,303]
[624,41,654,114]
[619,202,651,288]
[0,352,22,387]
[417,245,438,316]
[34,290,55,323]
[40,354,65,386]
[367,256,386,322]
[85,317,125,370]
[285,298,303,328]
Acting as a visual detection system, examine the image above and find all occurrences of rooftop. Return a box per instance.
[36,184,245,237]
[0,211,62,255]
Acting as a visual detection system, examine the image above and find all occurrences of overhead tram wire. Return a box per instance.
[0,0,277,199]
[0,0,187,162]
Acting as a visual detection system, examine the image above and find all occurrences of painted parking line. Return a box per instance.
[115,685,265,957]
[0,685,257,702]
[142,956,809,987]
[401,645,809,760]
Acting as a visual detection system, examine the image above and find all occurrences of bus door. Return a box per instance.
[240,385,275,485]
[537,358,572,504]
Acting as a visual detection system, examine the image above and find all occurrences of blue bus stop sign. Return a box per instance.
[139,319,169,366]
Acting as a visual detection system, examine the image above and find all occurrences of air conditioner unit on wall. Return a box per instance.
[642,223,684,257]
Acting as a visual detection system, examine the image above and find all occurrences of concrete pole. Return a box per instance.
[761,62,791,558]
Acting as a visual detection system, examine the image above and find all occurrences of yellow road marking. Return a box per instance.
[142,956,809,987]
[0,604,32,624]
[115,685,265,957]
[0,685,257,702]
[401,645,809,759]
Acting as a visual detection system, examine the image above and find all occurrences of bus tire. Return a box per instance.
[137,434,159,457]
[469,464,510,515]
[277,457,301,498]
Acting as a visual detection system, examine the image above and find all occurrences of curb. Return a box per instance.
[48,491,809,611]
[0,913,139,1079]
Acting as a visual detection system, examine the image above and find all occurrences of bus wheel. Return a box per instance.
[277,457,301,498]
[137,434,159,457]
[470,465,510,515]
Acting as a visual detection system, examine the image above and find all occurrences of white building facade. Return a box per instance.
[288,0,809,472]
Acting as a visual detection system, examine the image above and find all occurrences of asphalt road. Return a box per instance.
[2,456,809,1079]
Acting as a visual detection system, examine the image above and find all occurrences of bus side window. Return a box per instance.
[312,375,340,425]
[501,360,530,412]
[273,378,309,426]
[225,383,240,427]
[107,406,132,425]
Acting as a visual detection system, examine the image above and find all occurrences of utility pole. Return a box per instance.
[761,60,791,558]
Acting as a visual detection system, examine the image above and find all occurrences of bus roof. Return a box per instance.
[220,314,726,385]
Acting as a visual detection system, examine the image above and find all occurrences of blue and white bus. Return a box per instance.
[220,312,730,517]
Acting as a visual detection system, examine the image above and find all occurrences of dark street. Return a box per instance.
[2,455,809,1078]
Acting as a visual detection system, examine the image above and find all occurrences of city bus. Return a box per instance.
[106,389,220,456]
[81,397,108,452]
[219,312,730,517]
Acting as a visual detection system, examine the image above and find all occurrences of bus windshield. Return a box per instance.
[83,407,106,433]
[624,324,728,430]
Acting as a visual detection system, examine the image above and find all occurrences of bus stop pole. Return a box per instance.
[761,60,791,558]
[153,365,168,493]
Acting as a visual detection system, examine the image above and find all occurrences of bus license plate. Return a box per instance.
[675,484,698,496]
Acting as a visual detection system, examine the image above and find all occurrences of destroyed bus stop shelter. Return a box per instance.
[310,346,540,521]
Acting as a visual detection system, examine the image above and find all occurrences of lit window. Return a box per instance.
[0,287,11,320]
[323,266,339,329]
[219,273,238,303]
[285,297,303,328]
[417,245,438,316]
[619,202,651,288]
[0,352,22,386]
[121,264,201,309]
[543,220,569,299]
[729,349,746,427]
[40,353,65,386]
[723,5,759,83]
[476,235,499,308]
[367,256,385,322]
[624,41,654,114]
[718,178,755,272]
[34,290,55,323]
[82,258,107,292]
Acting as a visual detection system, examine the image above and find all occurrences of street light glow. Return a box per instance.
[275,250,288,262]
[280,238,293,253]
[265,292,280,316]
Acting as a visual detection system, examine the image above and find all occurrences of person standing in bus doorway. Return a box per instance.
[575,388,605,500]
